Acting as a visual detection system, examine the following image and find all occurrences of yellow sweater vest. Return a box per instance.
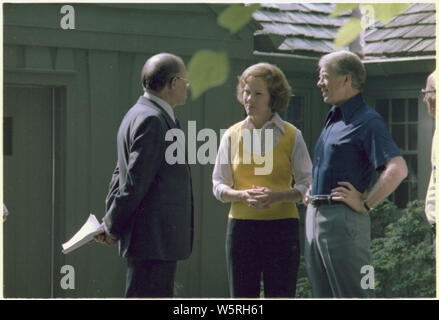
[228,120,299,220]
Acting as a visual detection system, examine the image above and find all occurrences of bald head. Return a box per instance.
[424,70,436,118]
[427,71,435,90]
[141,53,185,93]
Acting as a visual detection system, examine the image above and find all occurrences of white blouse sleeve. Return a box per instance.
[291,129,312,202]
[212,129,234,202]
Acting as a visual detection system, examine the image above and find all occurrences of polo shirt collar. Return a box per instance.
[337,93,364,123]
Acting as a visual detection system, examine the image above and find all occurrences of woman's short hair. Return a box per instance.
[237,63,292,113]
[318,50,366,90]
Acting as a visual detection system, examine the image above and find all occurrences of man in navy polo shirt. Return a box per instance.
[304,50,408,298]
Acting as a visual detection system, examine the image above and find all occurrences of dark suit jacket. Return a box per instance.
[103,96,193,261]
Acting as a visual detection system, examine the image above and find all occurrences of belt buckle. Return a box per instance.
[311,195,331,206]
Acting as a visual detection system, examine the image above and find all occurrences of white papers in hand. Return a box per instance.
[62,213,104,254]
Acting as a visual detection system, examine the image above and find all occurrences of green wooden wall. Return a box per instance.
[3,3,260,298]
[2,3,435,298]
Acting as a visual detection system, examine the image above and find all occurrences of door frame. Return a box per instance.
[3,70,72,297]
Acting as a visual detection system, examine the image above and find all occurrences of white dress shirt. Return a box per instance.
[425,129,437,225]
[143,91,176,122]
[212,113,312,203]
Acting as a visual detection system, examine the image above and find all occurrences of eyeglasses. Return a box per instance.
[421,88,436,97]
[175,76,190,88]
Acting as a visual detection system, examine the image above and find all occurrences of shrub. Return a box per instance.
[371,200,435,297]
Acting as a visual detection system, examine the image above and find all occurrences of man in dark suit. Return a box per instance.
[96,53,193,298]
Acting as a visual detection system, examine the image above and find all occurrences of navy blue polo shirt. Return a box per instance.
[311,93,401,195]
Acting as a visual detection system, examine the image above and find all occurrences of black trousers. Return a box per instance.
[125,259,177,298]
[226,218,300,298]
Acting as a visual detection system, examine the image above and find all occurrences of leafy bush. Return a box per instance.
[295,255,312,298]
[371,200,435,297]
[369,199,402,239]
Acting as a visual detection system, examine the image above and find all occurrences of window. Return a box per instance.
[374,97,419,208]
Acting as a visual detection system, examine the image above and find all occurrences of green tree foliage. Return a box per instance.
[331,3,410,49]
[217,4,261,34]
[295,255,312,298]
[187,4,260,100]
[296,200,435,298]
[369,199,402,239]
[187,50,229,100]
[187,3,410,98]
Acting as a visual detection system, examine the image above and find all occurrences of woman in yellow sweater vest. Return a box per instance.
[212,63,312,298]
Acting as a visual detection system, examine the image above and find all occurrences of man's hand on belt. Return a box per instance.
[331,181,368,213]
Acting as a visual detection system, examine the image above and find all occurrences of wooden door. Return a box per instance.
[3,86,54,297]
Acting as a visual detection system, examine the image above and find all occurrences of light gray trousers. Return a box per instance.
[304,203,375,298]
